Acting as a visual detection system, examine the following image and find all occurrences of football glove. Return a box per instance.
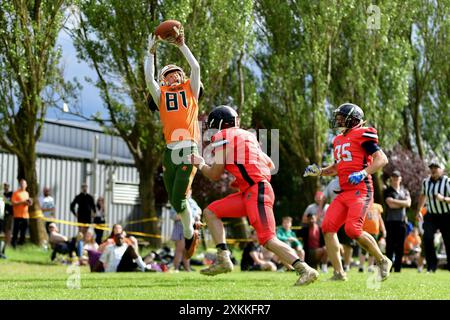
[303,164,322,177]
[348,170,368,185]
[147,34,158,55]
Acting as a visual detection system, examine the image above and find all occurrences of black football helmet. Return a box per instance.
[207,105,239,130]
[329,103,364,129]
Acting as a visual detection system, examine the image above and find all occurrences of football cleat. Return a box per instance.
[294,265,319,286]
[200,249,234,276]
[376,256,392,281]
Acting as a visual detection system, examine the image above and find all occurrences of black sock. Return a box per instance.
[292,259,302,268]
[216,243,228,251]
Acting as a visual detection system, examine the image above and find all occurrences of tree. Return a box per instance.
[402,0,449,161]
[0,0,69,244]
[253,1,352,216]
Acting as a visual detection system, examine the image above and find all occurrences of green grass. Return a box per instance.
[1,246,449,300]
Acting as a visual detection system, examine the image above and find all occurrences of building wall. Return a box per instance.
[0,152,144,238]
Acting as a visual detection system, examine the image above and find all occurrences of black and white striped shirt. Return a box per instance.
[421,175,450,214]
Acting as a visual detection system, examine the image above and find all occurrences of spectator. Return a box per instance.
[302,191,329,226]
[170,190,202,272]
[276,216,305,261]
[48,223,83,262]
[91,224,140,271]
[417,206,427,272]
[403,227,421,268]
[416,160,450,272]
[70,183,96,235]
[298,213,328,273]
[2,183,13,245]
[323,177,340,202]
[95,232,149,272]
[98,223,138,253]
[80,229,99,266]
[241,229,277,272]
[359,203,386,272]
[93,196,106,245]
[11,179,32,248]
[0,194,5,258]
[384,170,411,272]
[39,187,55,235]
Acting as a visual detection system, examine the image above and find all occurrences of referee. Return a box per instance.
[416,160,450,272]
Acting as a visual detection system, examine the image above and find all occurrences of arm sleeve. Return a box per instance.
[70,196,77,215]
[91,196,96,213]
[179,44,200,100]
[361,140,381,155]
[144,53,161,109]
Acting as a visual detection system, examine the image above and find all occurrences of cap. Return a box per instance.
[428,160,444,168]
[391,170,401,177]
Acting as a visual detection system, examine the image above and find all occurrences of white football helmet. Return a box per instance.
[159,64,186,86]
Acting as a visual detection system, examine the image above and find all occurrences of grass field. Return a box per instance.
[1,246,449,300]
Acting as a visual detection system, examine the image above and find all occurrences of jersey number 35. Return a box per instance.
[335,143,353,163]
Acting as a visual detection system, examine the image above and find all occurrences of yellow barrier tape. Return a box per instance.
[37,216,161,239]
[32,214,302,242]
[125,217,159,225]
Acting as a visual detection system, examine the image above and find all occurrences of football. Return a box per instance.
[154,20,182,41]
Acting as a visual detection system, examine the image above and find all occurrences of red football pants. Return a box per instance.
[321,188,373,239]
[207,181,276,245]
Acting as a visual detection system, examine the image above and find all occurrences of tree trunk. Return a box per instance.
[400,108,413,151]
[17,151,47,245]
[138,161,160,248]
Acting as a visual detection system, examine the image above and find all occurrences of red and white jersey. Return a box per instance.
[332,126,379,191]
[211,127,272,192]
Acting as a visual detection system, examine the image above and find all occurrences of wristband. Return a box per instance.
[198,159,206,171]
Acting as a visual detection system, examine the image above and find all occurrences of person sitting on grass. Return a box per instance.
[241,229,277,272]
[276,216,305,261]
[298,213,328,273]
[89,224,138,271]
[80,229,99,266]
[94,232,150,272]
[98,223,138,253]
[48,223,83,263]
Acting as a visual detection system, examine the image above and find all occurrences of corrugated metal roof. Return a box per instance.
[37,119,134,164]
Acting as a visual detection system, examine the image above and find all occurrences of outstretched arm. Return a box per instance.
[173,29,200,100]
[179,44,200,100]
[144,35,161,108]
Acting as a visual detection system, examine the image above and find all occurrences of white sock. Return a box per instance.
[180,200,194,239]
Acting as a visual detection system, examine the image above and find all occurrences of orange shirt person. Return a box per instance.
[145,27,202,258]
[362,203,386,239]
[11,179,32,247]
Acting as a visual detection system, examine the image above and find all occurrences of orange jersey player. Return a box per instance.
[187,106,319,286]
[304,103,392,282]
[145,28,201,259]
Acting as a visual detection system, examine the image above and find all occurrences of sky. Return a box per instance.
[46,28,106,122]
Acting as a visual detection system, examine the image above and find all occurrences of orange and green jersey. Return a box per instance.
[159,79,200,145]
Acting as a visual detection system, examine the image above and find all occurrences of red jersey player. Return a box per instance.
[304,103,392,281]
[187,106,319,286]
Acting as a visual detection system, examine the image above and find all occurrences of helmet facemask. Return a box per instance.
[159,65,186,86]
[329,104,363,131]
